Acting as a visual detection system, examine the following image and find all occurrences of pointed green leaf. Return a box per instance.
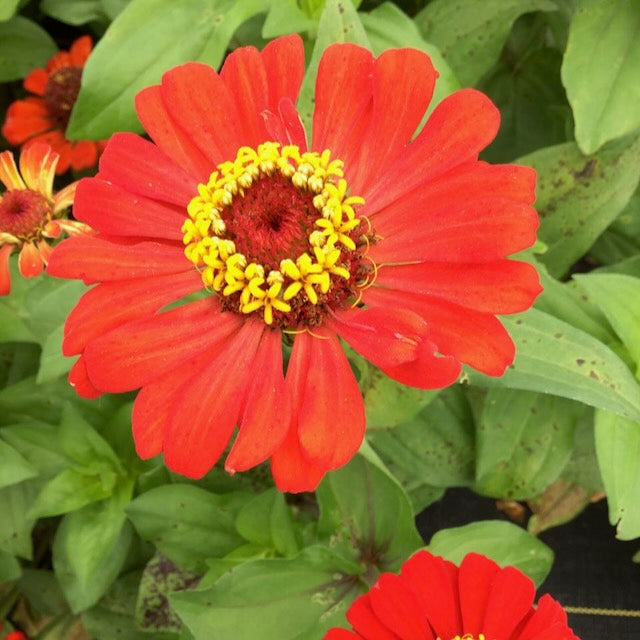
[0,549,21,582]
[574,273,640,372]
[414,0,556,87]
[125,484,246,572]
[523,135,640,277]
[475,389,584,500]
[562,0,640,154]
[0,16,57,81]
[171,546,361,640]
[427,520,554,587]
[66,0,269,140]
[0,439,38,489]
[463,308,640,422]
[0,343,41,388]
[0,480,38,558]
[40,0,108,25]
[316,454,422,571]
[53,479,135,612]
[595,409,640,540]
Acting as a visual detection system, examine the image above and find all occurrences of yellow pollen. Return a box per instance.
[440,635,487,640]
[183,142,367,325]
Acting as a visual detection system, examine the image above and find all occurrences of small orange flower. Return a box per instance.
[0,143,88,294]
[1,36,107,175]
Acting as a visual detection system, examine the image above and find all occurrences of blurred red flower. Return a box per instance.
[48,35,541,492]
[324,550,579,640]
[2,36,107,174]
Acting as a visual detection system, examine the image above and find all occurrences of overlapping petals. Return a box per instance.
[324,551,579,640]
[48,34,541,491]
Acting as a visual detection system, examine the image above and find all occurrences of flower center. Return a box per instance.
[0,190,52,240]
[183,142,376,328]
[44,66,82,129]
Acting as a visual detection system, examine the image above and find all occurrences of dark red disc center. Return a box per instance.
[44,66,82,129]
[0,190,50,239]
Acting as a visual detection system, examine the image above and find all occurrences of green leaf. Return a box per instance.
[414,0,556,87]
[0,480,38,559]
[135,552,199,633]
[36,325,74,383]
[316,454,422,571]
[574,273,640,373]
[0,549,21,582]
[235,488,299,557]
[521,135,640,277]
[561,0,640,154]
[0,343,41,388]
[40,0,108,24]
[171,546,361,640]
[0,16,57,81]
[0,0,20,21]
[53,479,135,612]
[595,409,640,540]
[363,368,439,430]
[475,389,584,500]
[67,0,269,140]
[368,385,474,512]
[83,570,179,640]
[18,569,69,617]
[360,2,460,110]
[462,308,640,423]
[0,439,38,488]
[262,0,314,37]
[297,0,370,133]
[480,47,572,163]
[427,520,554,587]
[28,467,118,519]
[125,484,246,572]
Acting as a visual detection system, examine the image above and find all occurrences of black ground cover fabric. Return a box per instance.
[417,490,640,639]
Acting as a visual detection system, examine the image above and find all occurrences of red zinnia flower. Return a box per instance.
[325,550,579,640]
[2,36,107,175]
[6,632,28,640]
[47,35,541,492]
[0,143,87,294]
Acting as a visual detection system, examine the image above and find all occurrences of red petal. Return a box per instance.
[70,140,98,170]
[47,51,71,72]
[220,46,269,148]
[160,63,243,166]
[0,244,15,295]
[18,242,43,278]
[363,288,516,376]
[98,132,197,206]
[323,630,364,640]
[364,89,501,213]
[458,553,501,637]
[295,331,365,469]
[68,355,102,399]
[63,270,203,355]
[225,329,290,473]
[135,85,212,183]
[132,349,212,459]
[23,68,48,96]
[1,98,53,144]
[312,44,374,171]
[69,35,92,67]
[73,177,185,241]
[270,333,328,493]
[163,321,264,478]
[27,131,72,174]
[518,595,575,640]
[261,34,305,112]
[83,298,242,392]
[46,234,188,284]
[369,573,433,640]
[375,260,542,314]
[353,48,437,194]
[481,566,536,639]
[400,551,461,639]
[347,593,403,640]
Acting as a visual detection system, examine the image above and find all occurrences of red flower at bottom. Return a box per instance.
[2,36,107,174]
[325,551,579,640]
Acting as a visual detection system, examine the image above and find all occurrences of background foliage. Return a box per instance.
[2,0,640,638]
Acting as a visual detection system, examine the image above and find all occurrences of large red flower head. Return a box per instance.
[47,35,542,492]
[2,36,107,175]
[0,143,87,294]
[325,550,579,640]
